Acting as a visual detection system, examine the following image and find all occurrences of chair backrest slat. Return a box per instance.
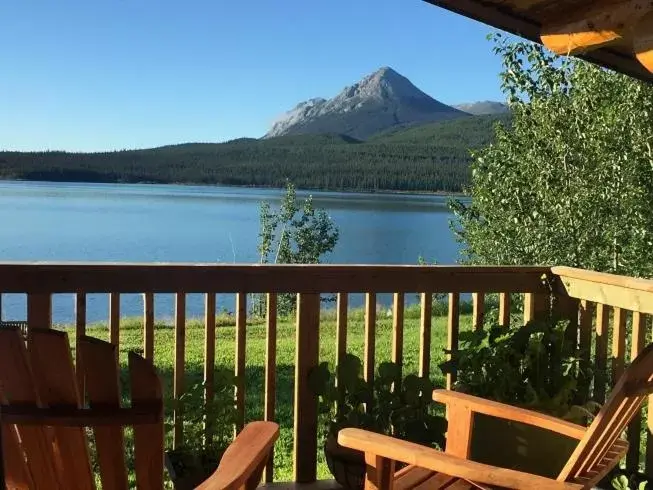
[78,336,129,490]
[1,420,34,489]
[28,329,95,490]
[559,342,653,482]
[129,352,164,489]
[0,328,63,489]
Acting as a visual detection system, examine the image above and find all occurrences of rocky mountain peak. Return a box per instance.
[265,67,466,140]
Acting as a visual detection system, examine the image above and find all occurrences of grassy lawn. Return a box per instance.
[60,305,474,484]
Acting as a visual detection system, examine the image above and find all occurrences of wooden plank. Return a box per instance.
[293,293,320,483]
[27,329,95,490]
[498,292,511,327]
[109,292,120,346]
[1,419,34,489]
[472,292,484,331]
[0,263,551,294]
[554,267,653,314]
[264,293,277,483]
[578,300,593,403]
[594,304,610,403]
[365,293,376,383]
[204,293,216,444]
[648,392,653,474]
[612,307,627,386]
[143,292,154,361]
[173,292,186,449]
[364,454,395,490]
[0,328,62,489]
[446,293,460,390]
[235,292,247,432]
[75,292,87,395]
[27,293,51,333]
[444,404,473,459]
[129,352,164,490]
[79,336,128,490]
[392,292,405,380]
[540,0,653,56]
[627,312,647,471]
[336,293,348,375]
[419,293,432,378]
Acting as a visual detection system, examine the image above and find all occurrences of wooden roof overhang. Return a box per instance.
[424,0,653,82]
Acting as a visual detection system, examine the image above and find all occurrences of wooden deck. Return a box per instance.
[2,263,653,479]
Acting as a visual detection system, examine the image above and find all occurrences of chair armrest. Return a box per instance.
[338,429,583,490]
[433,389,586,439]
[197,421,279,490]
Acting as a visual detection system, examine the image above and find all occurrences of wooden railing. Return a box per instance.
[1,263,652,481]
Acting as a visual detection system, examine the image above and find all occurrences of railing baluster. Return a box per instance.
[419,293,432,378]
[472,292,485,331]
[336,293,348,377]
[235,292,247,432]
[143,293,154,361]
[578,300,593,402]
[75,292,86,394]
[524,292,549,324]
[594,303,609,403]
[294,293,320,483]
[109,292,120,346]
[392,292,405,382]
[364,293,376,383]
[27,293,51,334]
[498,292,511,327]
[612,307,626,386]
[204,293,216,445]
[265,293,277,483]
[173,292,186,449]
[446,293,460,390]
[648,401,653,475]
[627,311,646,471]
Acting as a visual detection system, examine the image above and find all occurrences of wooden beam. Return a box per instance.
[0,263,550,294]
[634,11,653,72]
[541,0,653,56]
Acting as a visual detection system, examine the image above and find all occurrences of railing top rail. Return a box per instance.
[0,262,550,294]
[552,266,653,314]
[552,266,653,293]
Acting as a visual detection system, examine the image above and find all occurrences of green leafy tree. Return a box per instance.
[451,34,653,277]
[257,181,339,314]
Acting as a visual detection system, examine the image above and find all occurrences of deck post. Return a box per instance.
[27,293,51,334]
[293,293,320,483]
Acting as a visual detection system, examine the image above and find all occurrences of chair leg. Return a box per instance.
[364,454,395,490]
[245,454,269,490]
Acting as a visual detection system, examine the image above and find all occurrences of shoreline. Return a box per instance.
[0,177,468,198]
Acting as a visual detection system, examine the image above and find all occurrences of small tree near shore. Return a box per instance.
[256,181,339,314]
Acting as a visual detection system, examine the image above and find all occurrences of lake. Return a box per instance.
[0,181,464,323]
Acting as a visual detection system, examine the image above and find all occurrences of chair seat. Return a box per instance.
[395,465,502,490]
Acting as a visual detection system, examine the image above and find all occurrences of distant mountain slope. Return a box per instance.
[454,101,509,116]
[265,67,468,140]
[0,113,509,193]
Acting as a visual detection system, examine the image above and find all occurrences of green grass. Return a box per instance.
[60,305,474,483]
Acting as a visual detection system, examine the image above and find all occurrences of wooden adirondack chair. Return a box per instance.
[0,327,279,490]
[339,342,653,490]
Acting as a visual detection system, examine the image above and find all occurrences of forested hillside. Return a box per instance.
[0,114,507,193]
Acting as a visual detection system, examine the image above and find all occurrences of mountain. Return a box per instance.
[454,101,509,116]
[265,67,468,140]
[0,114,508,193]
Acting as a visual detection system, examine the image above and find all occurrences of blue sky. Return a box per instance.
[1,1,505,152]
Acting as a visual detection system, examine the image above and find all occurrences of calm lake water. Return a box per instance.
[0,181,463,322]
